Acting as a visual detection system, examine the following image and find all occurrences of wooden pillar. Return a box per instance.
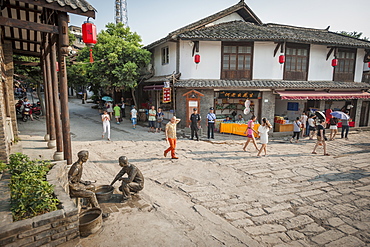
[58,12,72,164]
[50,40,63,153]
[41,58,50,139]
[45,42,56,142]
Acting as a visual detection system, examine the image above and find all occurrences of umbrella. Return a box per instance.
[315,111,326,121]
[330,111,349,120]
[101,96,113,102]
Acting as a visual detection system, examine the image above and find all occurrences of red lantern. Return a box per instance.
[82,22,97,44]
[194,54,200,64]
[368,62,370,68]
[279,55,285,64]
[332,58,338,67]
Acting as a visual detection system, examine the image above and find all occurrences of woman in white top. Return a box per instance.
[300,112,308,138]
[307,115,316,140]
[257,118,272,157]
[101,110,111,141]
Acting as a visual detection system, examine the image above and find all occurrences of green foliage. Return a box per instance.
[338,31,369,41]
[68,30,76,46]
[8,153,59,221]
[0,162,6,173]
[13,55,42,89]
[67,23,151,95]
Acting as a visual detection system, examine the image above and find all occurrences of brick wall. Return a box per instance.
[0,161,80,247]
[0,39,10,163]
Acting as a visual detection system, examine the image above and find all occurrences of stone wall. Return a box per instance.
[0,161,80,247]
[260,91,276,126]
[0,39,10,163]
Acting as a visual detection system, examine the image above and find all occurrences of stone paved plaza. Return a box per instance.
[16,99,370,247]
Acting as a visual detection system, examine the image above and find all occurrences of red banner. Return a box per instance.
[163,88,171,103]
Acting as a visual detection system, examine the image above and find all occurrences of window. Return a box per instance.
[284,44,309,81]
[333,49,356,82]
[221,42,253,80]
[161,46,169,65]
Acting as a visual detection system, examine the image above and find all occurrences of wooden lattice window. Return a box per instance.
[221,42,253,80]
[161,46,169,65]
[333,49,356,82]
[284,44,309,81]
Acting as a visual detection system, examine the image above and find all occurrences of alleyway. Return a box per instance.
[16,98,370,247]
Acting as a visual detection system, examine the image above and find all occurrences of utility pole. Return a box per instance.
[115,0,128,26]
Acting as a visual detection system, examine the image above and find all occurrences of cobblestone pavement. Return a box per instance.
[17,99,370,247]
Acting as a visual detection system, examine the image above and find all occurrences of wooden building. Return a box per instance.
[0,0,96,163]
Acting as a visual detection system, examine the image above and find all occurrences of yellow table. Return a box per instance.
[219,123,260,137]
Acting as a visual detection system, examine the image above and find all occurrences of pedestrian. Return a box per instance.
[101,110,111,141]
[206,107,216,139]
[341,111,350,140]
[156,107,164,133]
[300,112,308,137]
[113,103,121,124]
[130,106,137,129]
[148,105,156,133]
[120,97,126,118]
[257,118,272,157]
[243,115,259,151]
[190,108,201,141]
[164,116,181,159]
[307,114,316,140]
[329,117,339,141]
[290,117,302,143]
[105,101,113,118]
[312,120,329,156]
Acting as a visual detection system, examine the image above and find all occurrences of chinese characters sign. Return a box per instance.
[218,91,260,99]
[163,88,171,103]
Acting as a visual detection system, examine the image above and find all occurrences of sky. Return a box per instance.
[69,0,370,46]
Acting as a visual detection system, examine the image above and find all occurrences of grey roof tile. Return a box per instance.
[45,0,96,13]
[178,21,370,48]
[174,79,370,89]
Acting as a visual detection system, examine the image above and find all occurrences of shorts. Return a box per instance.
[131,118,137,125]
[329,125,337,130]
[247,134,253,138]
[157,121,163,129]
[149,121,156,128]
[309,126,316,131]
[317,135,327,141]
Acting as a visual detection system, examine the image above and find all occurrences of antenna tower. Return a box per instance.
[115,0,128,26]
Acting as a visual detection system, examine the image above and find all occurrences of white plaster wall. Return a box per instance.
[308,45,334,81]
[152,42,177,76]
[179,40,221,79]
[355,49,366,82]
[275,99,305,121]
[253,42,284,80]
[208,13,244,26]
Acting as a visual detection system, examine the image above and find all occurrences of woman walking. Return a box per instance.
[257,118,272,157]
[329,117,338,141]
[307,114,316,140]
[243,115,259,151]
[290,117,302,143]
[101,110,111,141]
[312,120,329,156]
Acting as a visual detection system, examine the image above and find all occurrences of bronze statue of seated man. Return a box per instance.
[110,156,144,201]
[68,150,99,208]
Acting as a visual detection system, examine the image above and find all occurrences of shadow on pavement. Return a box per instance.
[308,169,370,182]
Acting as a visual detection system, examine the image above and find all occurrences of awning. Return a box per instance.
[143,85,164,91]
[276,91,370,100]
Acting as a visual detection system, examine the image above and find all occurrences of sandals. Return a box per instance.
[312,152,317,154]
[324,153,330,156]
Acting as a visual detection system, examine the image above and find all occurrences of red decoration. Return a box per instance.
[368,62,370,68]
[55,62,59,72]
[279,55,285,64]
[89,48,94,63]
[82,22,97,44]
[194,54,200,64]
[163,88,171,103]
[332,58,338,67]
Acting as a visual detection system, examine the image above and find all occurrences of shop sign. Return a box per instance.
[219,91,260,99]
[163,88,171,103]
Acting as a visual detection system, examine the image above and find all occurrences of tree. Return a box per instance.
[338,31,369,41]
[68,23,151,106]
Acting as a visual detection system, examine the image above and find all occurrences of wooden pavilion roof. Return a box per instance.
[0,0,96,57]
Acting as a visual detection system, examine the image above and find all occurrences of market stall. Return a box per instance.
[274,116,294,132]
[219,122,260,137]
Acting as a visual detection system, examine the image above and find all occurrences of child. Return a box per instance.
[257,118,272,157]
[113,104,121,124]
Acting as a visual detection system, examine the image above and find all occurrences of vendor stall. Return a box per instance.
[219,122,260,137]
[274,116,293,132]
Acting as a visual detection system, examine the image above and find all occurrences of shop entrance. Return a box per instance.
[182,90,204,127]
[360,101,370,127]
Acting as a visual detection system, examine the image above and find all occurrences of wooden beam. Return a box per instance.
[0,16,59,34]
[13,61,40,66]
[6,37,41,45]
[3,2,42,13]
[19,0,96,18]
[13,49,41,57]
[273,42,281,57]
[326,47,335,60]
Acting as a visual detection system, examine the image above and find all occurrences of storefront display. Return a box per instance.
[219,122,260,137]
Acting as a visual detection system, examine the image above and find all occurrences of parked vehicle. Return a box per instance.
[15,99,23,115]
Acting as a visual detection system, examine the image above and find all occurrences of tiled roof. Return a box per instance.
[45,0,96,13]
[178,21,370,49]
[174,79,370,89]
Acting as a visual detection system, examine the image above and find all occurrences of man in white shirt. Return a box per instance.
[130,106,137,129]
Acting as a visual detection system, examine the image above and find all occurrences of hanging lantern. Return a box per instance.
[279,55,285,64]
[194,54,201,64]
[331,58,338,67]
[82,20,97,63]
